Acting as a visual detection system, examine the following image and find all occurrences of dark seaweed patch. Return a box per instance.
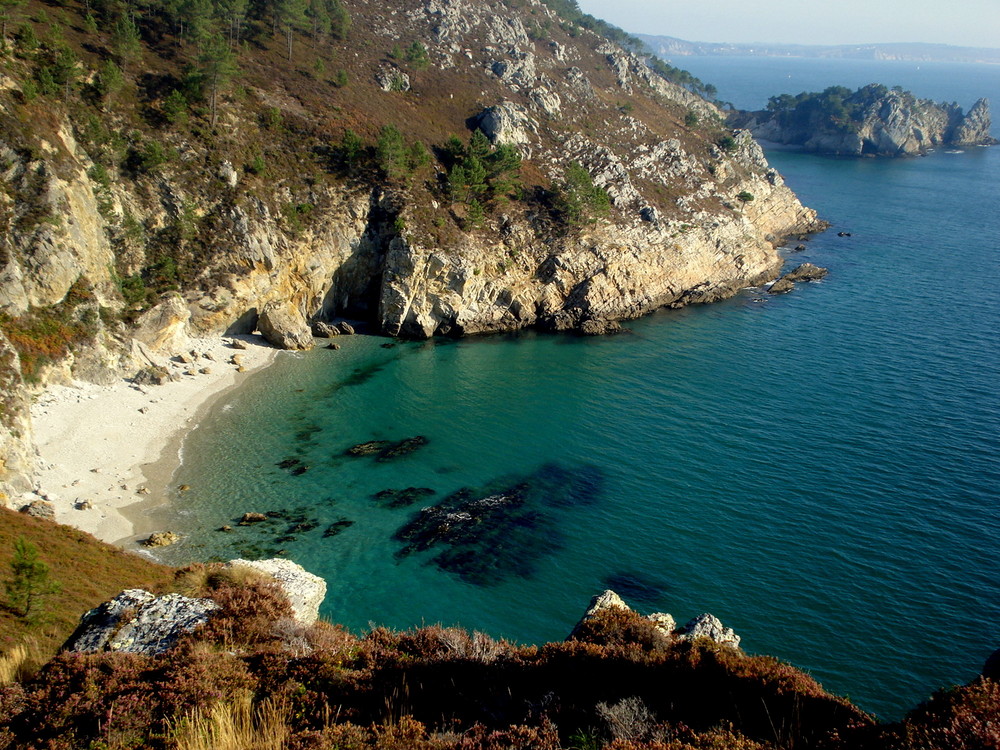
[344,436,429,462]
[277,457,309,475]
[390,462,608,586]
[294,423,322,443]
[324,518,355,537]
[373,487,436,509]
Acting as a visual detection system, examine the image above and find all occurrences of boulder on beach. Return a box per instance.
[257,301,314,350]
[142,531,180,547]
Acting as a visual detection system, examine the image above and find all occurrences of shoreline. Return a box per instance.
[29,335,279,548]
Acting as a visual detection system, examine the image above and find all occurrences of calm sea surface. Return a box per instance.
[156,57,1000,720]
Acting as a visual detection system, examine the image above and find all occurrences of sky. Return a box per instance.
[574,0,1000,48]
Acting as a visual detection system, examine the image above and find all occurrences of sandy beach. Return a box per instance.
[28,336,279,547]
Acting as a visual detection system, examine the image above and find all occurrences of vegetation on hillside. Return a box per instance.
[0,519,995,749]
[762,84,905,135]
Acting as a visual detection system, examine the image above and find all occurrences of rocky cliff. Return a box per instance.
[730,83,997,156]
[0,0,823,500]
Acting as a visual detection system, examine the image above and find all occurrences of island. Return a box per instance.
[727,84,997,156]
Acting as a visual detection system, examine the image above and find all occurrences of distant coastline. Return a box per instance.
[636,34,1000,65]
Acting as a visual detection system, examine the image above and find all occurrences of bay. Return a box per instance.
[155,57,1000,720]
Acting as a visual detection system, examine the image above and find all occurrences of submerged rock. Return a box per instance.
[239,512,268,525]
[64,590,219,655]
[345,440,393,456]
[768,262,828,294]
[373,487,436,509]
[323,518,354,537]
[345,436,429,461]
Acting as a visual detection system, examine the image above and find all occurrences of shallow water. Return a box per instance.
[156,59,1000,720]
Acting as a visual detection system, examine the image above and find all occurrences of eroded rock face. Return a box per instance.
[0,331,34,507]
[257,301,313,350]
[64,590,219,655]
[225,558,327,626]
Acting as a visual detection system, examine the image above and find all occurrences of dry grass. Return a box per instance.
[170,690,290,750]
[0,636,44,686]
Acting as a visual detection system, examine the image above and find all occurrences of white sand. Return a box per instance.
[28,336,279,546]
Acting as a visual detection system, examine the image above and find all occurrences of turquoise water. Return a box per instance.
[157,59,1000,720]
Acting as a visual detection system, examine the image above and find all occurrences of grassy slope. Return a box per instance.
[0,509,173,658]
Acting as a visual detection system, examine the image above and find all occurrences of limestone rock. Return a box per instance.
[679,613,741,648]
[376,65,410,92]
[131,295,191,355]
[257,301,313,350]
[578,319,622,336]
[63,589,219,655]
[768,263,828,294]
[142,531,180,547]
[569,589,630,638]
[132,366,177,386]
[239,512,267,524]
[476,102,537,147]
[225,558,326,626]
[0,331,35,505]
[312,321,340,338]
[648,612,676,634]
[219,160,239,188]
[953,98,995,145]
[336,321,356,335]
[19,499,55,520]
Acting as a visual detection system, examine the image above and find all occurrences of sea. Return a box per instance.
[152,56,1000,721]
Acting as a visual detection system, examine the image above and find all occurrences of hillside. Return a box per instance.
[0,524,996,749]
[0,0,827,503]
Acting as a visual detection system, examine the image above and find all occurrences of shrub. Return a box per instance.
[717,135,738,153]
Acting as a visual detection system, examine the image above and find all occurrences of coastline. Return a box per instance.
[29,335,279,548]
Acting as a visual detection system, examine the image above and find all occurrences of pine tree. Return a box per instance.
[198,32,238,126]
[5,537,60,623]
[276,0,307,60]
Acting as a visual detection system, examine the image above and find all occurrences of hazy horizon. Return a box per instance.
[575,0,1000,50]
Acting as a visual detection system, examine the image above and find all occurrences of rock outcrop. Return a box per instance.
[63,589,219,655]
[226,558,327,626]
[768,263,828,294]
[732,84,996,156]
[257,301,314,350]
[570,589,741,648]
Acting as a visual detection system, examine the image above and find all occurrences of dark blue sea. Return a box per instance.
[156,57,1000,720]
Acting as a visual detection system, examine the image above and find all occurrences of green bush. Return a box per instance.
[4,537,61,624]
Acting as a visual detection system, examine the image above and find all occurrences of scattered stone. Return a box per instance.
[142,531,180,548]
[336,321,356,335]
[237,365,246,373]
[138,407,149,414]
[230,353,244,365]
[132,366,177,387]
[64,589,219,655]
[312,321,340,338]
[199,367,211,375]
[75,500,93,510]
[230,339,249,350]
[177,352,195,364]
[239,512,268,525]
[218,525,233,533]
[178,484,191,492]
[768,277,796,294]
[225,558,327,626]
[794,244,807,251]
[837,231,852,237]
[326,343,341,350]
[136,486,150,495]
[380,342,396,349]
[19,500,55,520]
[219,160,239,188]
[202,351,216,361]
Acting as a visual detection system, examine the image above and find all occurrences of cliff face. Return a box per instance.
[0,0,823,500]
[733,84,997,156]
